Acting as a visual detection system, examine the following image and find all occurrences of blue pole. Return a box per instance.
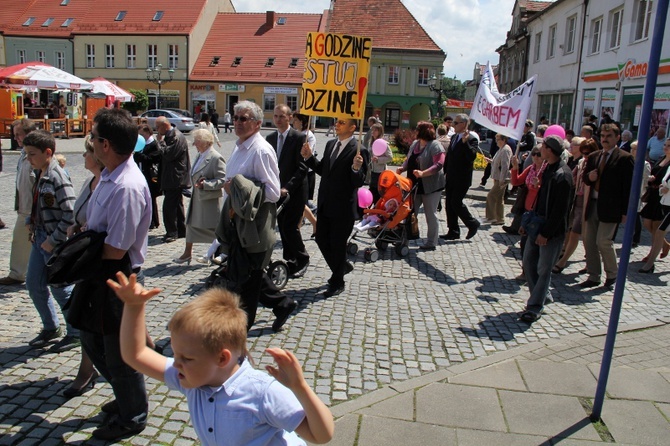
[591,0,669,421]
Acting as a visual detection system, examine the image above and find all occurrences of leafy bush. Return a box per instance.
[122,89,149,116]
[392,128,417,155]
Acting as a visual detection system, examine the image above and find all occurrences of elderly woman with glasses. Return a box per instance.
[173,128,226,264]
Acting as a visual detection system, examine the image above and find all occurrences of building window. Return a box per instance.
[17,49,26,64]
[263,94,276,112]
[608,8,623,50]
[286,95,298,112]
[168,44,178,69]
[388,66,399,84]
[534,32,542,62]
[86,44,95,68]
[519,51,525,81]
[55,51,65,70]
[547,25,556,58]
[126,44,136,68]
[417,68,429,86]
[633,0,653,42]
[105,44,115,68]
[36,50,46,62]
[147,44,157,69]
[565,15,577,54]
[590,18,603,54]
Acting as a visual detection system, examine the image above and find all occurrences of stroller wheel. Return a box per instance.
[364,248,379,262]
[267,261,289,289]
[347,242,359,256]
[395,244,410,257]
[375,240,389,251]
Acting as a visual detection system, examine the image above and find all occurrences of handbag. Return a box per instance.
[46,230,108,287]
[520,210,546,240]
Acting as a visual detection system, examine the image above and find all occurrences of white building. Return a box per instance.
[524,0,667,137]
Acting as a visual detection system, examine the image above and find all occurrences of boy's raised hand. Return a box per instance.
[107,272,161,307]
[265,348,305,391]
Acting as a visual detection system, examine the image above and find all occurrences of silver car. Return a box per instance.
[140,109,195,133]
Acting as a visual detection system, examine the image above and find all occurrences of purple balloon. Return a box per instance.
[544,125,566,140]
[357,188,373,208]
[372,139,389,157]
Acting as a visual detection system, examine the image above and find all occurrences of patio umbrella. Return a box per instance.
[90,77,134,102]
[0,61,93,90]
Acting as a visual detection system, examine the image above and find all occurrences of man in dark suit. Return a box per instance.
[301,118,368,297]
[266,104,310,277]
[619,129,633,152]
[156,116,190,243]
[441,113,480,240]
[580,123,634,288]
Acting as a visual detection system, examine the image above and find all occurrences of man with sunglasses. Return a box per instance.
[441,114,480,240]
[301,118,368,297]
[156,116,190,243]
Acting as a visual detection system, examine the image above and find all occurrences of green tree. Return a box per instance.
[122,89,149,115]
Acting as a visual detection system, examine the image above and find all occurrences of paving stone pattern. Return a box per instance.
[0,132,668,444]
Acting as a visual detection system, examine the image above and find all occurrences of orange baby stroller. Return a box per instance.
[347,170,415,261]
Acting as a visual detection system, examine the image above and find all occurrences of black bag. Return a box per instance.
[46,230,108,287]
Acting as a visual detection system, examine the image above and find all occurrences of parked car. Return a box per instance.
[164,108,192,118]
[140,109,195,133]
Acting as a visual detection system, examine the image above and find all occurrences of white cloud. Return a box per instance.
[232,0,516,82]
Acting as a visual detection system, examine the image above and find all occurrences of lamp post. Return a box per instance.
[145,63,174,109]
[428,72,445,119]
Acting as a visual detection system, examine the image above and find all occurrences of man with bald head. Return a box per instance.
[156,116,190,243]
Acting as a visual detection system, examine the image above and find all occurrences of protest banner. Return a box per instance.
[301,32,372,120]
[470,62,537,140]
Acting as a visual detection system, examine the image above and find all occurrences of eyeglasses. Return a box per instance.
[89,131,106,142]
[232,115,255,122]
[453,121,464,125]
[531,152,542,157]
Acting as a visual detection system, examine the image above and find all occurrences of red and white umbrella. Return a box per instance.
[90,77,134,102]
[0,61,93,90]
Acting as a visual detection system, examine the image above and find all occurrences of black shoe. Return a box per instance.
[579,279,600,288]
[324,283,344,297]
[419,245,436,251]
[439,233,459,240]
[101,400,120,415]
[62,372,99,398]
[344,261,354,275]
[466,222,480,240]
[290,260,310,279]
[502,225,519,235]
[48,335,81,353]
[28,328,62,347]
[604,277,616,287]
[272,300,298,332]
[92,418,145,441]
[519,311,541,323]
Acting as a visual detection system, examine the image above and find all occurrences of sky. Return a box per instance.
[233,0,517,82]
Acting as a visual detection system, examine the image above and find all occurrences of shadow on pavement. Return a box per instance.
[457,311,532,341]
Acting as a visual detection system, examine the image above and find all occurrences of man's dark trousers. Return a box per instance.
[163,188,185,237]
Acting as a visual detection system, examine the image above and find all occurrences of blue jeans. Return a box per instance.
[522,233,565,315]
[26,229,76,335]
[80,270,147,428]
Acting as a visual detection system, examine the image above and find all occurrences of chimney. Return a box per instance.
[266,11,275,28]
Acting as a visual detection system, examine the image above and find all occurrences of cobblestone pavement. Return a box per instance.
[0,131,668,445]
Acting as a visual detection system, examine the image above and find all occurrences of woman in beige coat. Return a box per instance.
[174,129,226,264]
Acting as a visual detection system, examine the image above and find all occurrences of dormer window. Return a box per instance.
[210,56,220,67]
[60,0,70,5]
[265,58,275,67]
[289,58,299,68]
[22,17,36,26]
[232,57,242,67]
[42,18,55,27]
[61,18,74,27]
[277,17,287,25]
[115,11,127,21]
[153,11,164,22]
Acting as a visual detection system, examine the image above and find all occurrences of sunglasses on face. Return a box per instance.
[532,152,542,157]
[233,115,255,122]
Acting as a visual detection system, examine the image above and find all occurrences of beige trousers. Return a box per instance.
[8,213,31,281]
[583,202,618,282]
[485,180,508,223]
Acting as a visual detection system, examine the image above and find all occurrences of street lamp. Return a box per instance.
[145,63,174,109]
[428,72,445,118]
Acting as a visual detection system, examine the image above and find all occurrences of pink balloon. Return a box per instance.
[544,125,566,140]
[357,188,373,208]
[372,139,388,157]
